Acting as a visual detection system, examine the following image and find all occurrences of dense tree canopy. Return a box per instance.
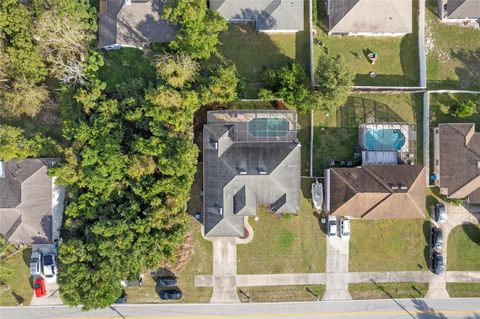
[451,99,477,118]
[163,0,227,59]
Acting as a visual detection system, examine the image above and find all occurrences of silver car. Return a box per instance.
[30,251,42,276]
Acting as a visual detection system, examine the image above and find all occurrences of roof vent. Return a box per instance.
[258,168,267,175]
[0,161,4,179]
[219,207,223,215]
[400,185,408,190]
[391,185,399,190]
[238,168,247,175]
[477,161,480,168]
[210,139,218,150]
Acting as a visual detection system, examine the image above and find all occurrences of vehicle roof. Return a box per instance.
[342,219,350,232]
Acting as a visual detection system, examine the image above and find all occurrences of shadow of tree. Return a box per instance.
[451,48,480,89]
[412,299,448,319]
[11,291,25,305]
[422,220,432,271]
[461,223,480,246]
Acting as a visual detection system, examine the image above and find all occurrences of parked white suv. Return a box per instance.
[43,253,57,283]
[327,216,337,237]
[340,218,350,240]
[30,251,42,276]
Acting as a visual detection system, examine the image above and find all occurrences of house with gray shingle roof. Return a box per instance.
[0,159,62,245]
[438,0,480,20]
[327,0,412,35]
[98,0,177,49]
[203,110,301,237]
[433,123,480,204]
[210,0,304,32]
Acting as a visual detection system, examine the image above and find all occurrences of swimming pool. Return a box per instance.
[363,128,406,151]
[248,118,289,137]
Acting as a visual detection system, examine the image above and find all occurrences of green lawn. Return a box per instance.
[429,93,480,126]
[349,219,429,271]
[98,48,156,92]
[313,1,419,86]
[446,283,480,297]
[237,180,326,274]
[447,224,480,271]
[312,93,423,176]
[238,285,325,303]
[0,248,33,306]
[426,0,480,90]
[349,283,428,300]
[213,14,309,98]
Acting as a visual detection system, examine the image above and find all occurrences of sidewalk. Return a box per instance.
[322,237,351,300]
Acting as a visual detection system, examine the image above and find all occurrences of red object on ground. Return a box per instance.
[34,278,46,297]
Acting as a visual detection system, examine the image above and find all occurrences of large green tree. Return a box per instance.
[163,0,227,59]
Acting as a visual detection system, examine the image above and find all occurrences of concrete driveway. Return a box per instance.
[323,236,351,300]
[210,238,240,303]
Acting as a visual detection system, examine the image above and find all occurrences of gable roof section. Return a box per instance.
[328,0,412,34]
[98,0,177,48]
[446,0,480,19]
[203,110,301,237]
[0,159,56,244]
[210,0,304,32]
[438,123,480,203]
[329,165,426,219]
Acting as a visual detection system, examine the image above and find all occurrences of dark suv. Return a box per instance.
[431,228,443,252]
[431,253,444,275]
[159,289,182,300]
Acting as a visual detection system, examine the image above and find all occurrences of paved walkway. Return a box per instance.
[323,237,351,300]
[349,271,431,283]
[210,238,240,303]
[418,0,427,87]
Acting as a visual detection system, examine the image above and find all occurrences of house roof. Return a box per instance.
[328,165,426,219]
[98,0,177,48]
[437,123,480,203]
[203,110,301,237]
[0,159,57,244]
[210,0,304,32]
[328,0,412,34]
[446,0,480,19]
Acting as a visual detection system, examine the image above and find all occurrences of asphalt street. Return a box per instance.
[1,298,479,319]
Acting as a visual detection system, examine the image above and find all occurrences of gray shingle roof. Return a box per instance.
[203,110,301,237]
[445,0,480,19]
[98,0,177,48]
[0,159,57,244]
[210,0,304,32]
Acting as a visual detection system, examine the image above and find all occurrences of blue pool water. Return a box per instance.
[364,128,406,151]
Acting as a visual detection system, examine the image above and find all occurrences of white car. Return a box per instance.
[30,251,42,276]
[327,216,337,237]
[43,253,57,283]
[340,218,350,240]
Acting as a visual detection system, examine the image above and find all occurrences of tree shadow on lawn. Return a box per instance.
[336,96,404,127]
[462,223,480,246]
[452,48,480,90]
[422,220,432,271]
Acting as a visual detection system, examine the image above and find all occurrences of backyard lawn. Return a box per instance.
[237,180,326,274]
[447,224,480,271]
[0,247,33,306]
[349,219,429,271]
[238,285,325,303]
[312,93,423,176]
[313,1,419,86]
[426,0,480,90]
[429,93,480,126]
[349,283,428,300]
[213,23,308,98]
[446,283,480,297]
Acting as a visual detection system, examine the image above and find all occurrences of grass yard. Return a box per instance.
[349,219,429,271]
[237,180,326,274]
[312,93,423,176]
[429,93,480,126]
[349,283,428,300]
[0,248,33,306]
[447,224,480,271]
[446,283,480,298]
[426,0,480,90]
[98,48,156,92]
[238,285,325,303]
[213,23,309,98]
[313,1,419,86]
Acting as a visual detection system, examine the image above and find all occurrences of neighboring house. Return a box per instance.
[98,0,177,49]
[438,0,480,20]
[433,123,480,204]
[324,165,426,219]
[327,0,412,35]
[210,0,304,32]
[203,110,301,237]
[0,159,63,245]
